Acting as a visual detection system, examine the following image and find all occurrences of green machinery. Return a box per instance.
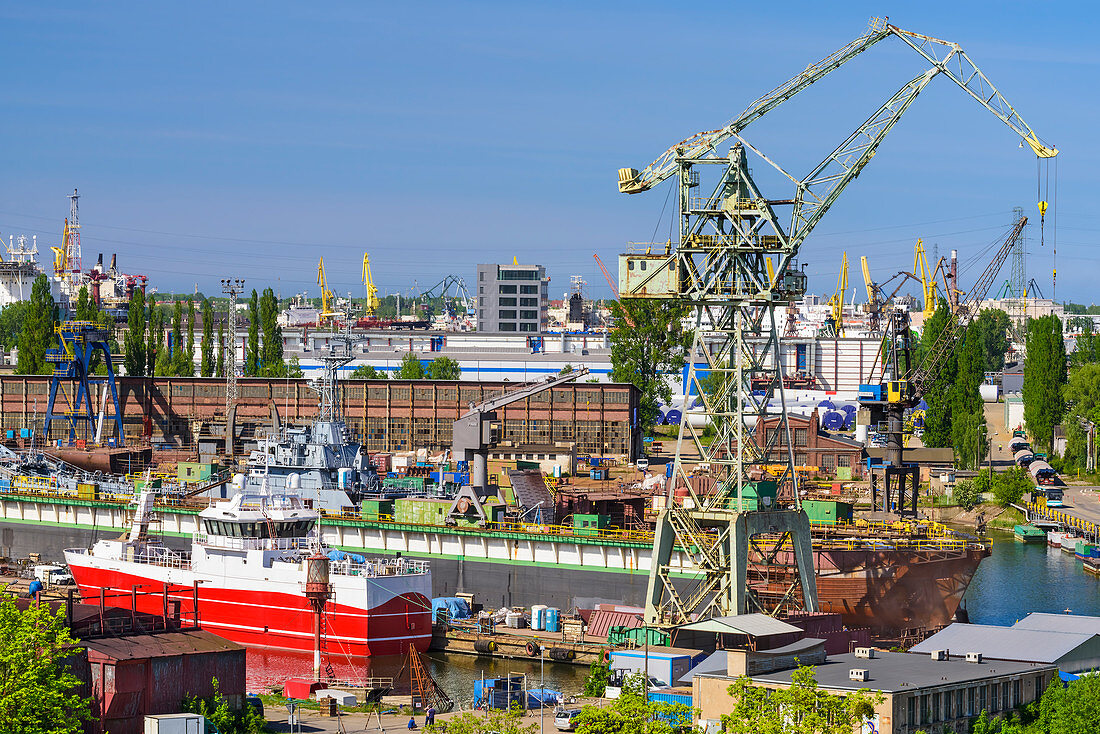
[617,17,1055,626]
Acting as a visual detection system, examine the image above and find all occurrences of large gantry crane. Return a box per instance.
[616,17,1056,627]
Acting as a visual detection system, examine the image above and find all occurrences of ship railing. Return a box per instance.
[130,548,191,569]
[331,558,429,578]
[192,533,311,552]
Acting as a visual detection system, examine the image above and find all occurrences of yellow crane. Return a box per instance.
[913,238,939,319]
[824,252,848,337]
[860,255,878,306]
[361,253,380,318]
[316,257,339,326]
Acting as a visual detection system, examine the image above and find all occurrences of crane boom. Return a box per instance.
[361,253,380,318]
[618,18,1056,196]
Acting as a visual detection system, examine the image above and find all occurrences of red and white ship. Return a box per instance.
[64,483,432,657]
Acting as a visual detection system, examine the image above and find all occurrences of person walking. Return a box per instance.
[425,705,436,728]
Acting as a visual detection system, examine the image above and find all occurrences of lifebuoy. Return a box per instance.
[457,497,471,513]
[526,641,539,657]
[601,649,611,664]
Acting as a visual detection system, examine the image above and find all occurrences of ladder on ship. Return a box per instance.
[407,646,453,713]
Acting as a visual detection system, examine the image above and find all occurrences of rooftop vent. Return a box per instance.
[849,668,869,682]
[930,649,948,661]
[854,647,876,659]
[966,652,983,664]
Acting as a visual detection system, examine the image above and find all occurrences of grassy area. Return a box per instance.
[986,505,1026,531]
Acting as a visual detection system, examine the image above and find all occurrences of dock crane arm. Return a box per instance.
[860,256,877,304]
[361,253,380,318]
[619,19,1055,197]
[453,367,589,490]
[907,217,1027,400]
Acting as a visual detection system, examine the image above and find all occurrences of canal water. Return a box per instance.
[963,529,1100,624]
[246,528,1100,701]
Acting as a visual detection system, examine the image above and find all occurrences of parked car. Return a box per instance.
[555,709,583,731]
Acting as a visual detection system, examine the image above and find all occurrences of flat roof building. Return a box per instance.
[476,263,549,333]
[912,622,1100,674]
[693,649,1057,734]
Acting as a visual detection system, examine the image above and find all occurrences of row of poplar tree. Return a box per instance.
[12,273,300,378]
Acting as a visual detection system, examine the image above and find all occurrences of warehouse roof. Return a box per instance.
[910,623,1097,664]
[676,613,801,637]
[729,651,1053,693]
[1014,612,1100,636]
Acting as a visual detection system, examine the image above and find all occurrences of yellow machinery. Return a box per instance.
[316,257,339,326]
[824,252,848,337]
[361,253,380,318]
[913,239,938,319]
[860,255,877,307]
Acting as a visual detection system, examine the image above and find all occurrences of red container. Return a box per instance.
[369,453,392,474]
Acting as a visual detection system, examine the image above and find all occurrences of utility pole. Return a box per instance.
[220,278,245,418]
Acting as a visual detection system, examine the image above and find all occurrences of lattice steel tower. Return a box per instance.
[221,278,245,417]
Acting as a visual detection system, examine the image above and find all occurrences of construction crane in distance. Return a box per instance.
[914,239,939,319]
[361,253,380,318]
[316,257,339,327]
[615,17,1055,627]
[822,253,848,337]
[860,217,1028,514]
[860,255,883,332]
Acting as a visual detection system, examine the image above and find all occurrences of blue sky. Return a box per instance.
[0,2,1094,304]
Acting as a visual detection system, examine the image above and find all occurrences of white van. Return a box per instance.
[33,565,74,586]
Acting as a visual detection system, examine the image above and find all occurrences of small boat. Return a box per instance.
[1047,530,1066,548]
[1014,525,1046,544]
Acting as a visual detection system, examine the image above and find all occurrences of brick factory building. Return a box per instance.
[0,376,642,459]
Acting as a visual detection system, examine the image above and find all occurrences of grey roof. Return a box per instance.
[1014,613,1100,636]
[704,651,1054,693]
[910,623,1095,664]
[678,651,727,684]
[676,613,801,637]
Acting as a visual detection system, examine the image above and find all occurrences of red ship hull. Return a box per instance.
[68,561,432,657]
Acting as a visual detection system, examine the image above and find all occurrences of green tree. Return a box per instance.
[918,299,956,448]
[575,673,694,734]
[0,593,91,733]
[0,301,29,352]
[1072,331,1100,367]
[245,289,260,377]
[286,355,304,378]
[952,477,981,510]
[394,352,426,379]
[186,298,196,372]
[259,287,284,377]
[181,677,265,734]
[992,466,1032,507]
[1038,674,1100,734]
[609,299,691,429]
[200,298,215,377]
[145,304,160,376]
[124,289,146,376]
[350,364,388,379]
[721,665,880,734]
[973,309,1011,373]
[16,275,56,375]
[559,363,573,375]
[426,356,462,380]
[952,332,988,469]
[170,299,191,376]
[583,657,611,697]
[1024,315,1067,450]
[1063,363,1100,471]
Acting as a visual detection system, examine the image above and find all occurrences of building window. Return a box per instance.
[521,284,538,294]
[479,297,485,306]
[838,454,851,468]
[821,454,835,470]
[499,297,517,306]
[520,310,538,320]
[1013,680,1021,708]
[500,310,517,319]
[956,689,965,718]
[500,323,517,332]
[968,687,975,716]
[480,272,485,281]
[499,269,539,280]
[479,286,484,294]
[907,697,916,726]
[979,685,987,714]
[499,285,517,294]
[932,692,941,721]
[520,297,537,307]
[794,428,808,446]
[519,323,537,332]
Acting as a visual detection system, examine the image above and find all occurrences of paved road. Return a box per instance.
[1054,485,1100,525]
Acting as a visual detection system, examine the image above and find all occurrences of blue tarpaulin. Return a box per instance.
[327,550,366,564]
[432,597,472,621]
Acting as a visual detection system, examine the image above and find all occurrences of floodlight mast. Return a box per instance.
[617,17,1055,627]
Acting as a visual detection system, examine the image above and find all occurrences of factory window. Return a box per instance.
[605,390,628,404]
[907,697,916,727]
[1013,680,1021,708]
[956,689,965,718]
[479,297,485,306]
[520,310,538,320]
[499,297,517,306]
[521,285,538,294]
[967,687,975,716]
[820,454,835,470]
[499,310,517,319]
[520,297,537,307]
[368,386,387,400]
[519,323,537,332]
[979,686,987,715]
[500,323,517,331]
[794,428,808,446]
[391,387,410,401]
[499,285,517,294]
[579,391,602,405]
[932,692,941,721]
[413,386,433,401]
[460,387,482,404]
[837,454,851,468]
[480,272,485,281]
[499,269,539,280]
[438,387,457,402]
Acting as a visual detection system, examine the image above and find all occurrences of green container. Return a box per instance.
[574,513,609,537]
[177,462,218,482]
[607,626,671,647]
[361,499,394,521]
[803,500,854,525]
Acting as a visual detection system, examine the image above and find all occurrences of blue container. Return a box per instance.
[20,428,32,438]
[545,608,560,633]
[4,430,12,439]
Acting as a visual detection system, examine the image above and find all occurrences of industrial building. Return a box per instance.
[911,622,1100,674]
[475,263,549,333]
[692,649,1057,734]
[0,375,642,458]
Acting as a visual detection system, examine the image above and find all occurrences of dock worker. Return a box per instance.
[27,578,43,601]
[426,705,436,727]
[408,716,417,730]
